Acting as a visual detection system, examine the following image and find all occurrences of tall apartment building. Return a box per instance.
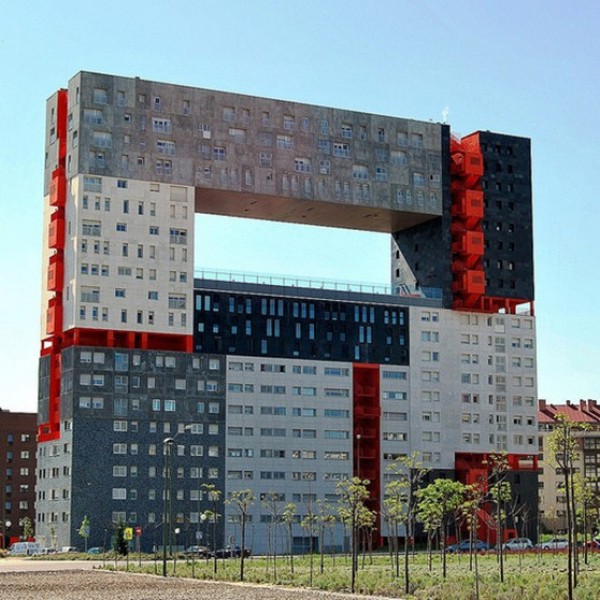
[0,409,37,549]
[538,400,600,532]
[37,72,538,552]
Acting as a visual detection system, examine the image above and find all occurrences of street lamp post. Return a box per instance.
[161,425,192,577]
[162,437,175,577]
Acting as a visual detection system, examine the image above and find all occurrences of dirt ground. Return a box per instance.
[0,569,373,600]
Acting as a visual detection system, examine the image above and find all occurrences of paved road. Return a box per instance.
[0,558,103,572]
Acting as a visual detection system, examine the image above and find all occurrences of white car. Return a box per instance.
[537,538,569,550]
[502,537,533,551]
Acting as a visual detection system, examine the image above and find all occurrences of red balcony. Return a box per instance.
[48,210,65,250]
[46,297,62,335]
[451,189,484,220]
[47,253,64,292]
[49,168,66,207]
[452,230,484,256]
[453,269,486,296]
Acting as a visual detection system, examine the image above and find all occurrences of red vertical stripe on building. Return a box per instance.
[353,363,381,544]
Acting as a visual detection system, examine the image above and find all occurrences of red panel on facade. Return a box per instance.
[56,89,68,162]
[452,231,484,256]
[61,327,193,353]
[45,297,63,335]
[49,168,66,207]
[39,88,69,442]
[353,363,382,545]
[453,270,486,295]
[48,209,65,250]
[47,252,64,292]
[455,451,537,544]
[450,189,484,220]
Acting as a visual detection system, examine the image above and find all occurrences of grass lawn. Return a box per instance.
[113,549,600,599]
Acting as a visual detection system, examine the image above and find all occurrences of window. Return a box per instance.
[152,118,172,133]
[157,140,175,155]
[276,135,293,149]
[294,158,312,173]
[333,143,350,158]
[339,123,353,139]
[93,88,108,104]
[92,131,112,148]
[352,165,368,180]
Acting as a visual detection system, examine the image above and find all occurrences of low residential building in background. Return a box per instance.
[0,409,37,548]
[538,399,600,532]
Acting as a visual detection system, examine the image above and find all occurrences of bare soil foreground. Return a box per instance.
[0,570,380,600]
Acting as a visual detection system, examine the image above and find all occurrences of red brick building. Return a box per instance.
[0,409,37,548]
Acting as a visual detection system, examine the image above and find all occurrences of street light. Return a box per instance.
[162,437,175,577]
[162,425,192,577]
[3,520,11,550]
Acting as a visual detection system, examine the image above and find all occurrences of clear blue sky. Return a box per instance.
[1,0,598,413]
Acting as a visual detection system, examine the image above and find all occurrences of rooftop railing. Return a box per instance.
[194,268,442,300]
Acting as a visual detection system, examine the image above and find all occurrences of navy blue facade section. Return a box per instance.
[193,289,410,366]
[479,132,534,301]
[64,347,226,552]
[391,123,454,308]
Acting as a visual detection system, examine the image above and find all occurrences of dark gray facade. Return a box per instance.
[36,347,226,552]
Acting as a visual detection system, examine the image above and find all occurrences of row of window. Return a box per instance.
[81,194,187,222]
[88,90,430,147]
[79,237,189,262]
[80,352,220,371]
[228,405,349,417]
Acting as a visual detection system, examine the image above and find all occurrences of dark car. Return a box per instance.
[446,539,490,553]
[214,545,251,558]
[182,545,210,557]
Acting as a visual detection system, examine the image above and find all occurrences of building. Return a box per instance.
[37,72,538,552]
[538,400,600,532]
[0,409,37,549]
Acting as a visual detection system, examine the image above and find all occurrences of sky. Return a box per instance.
[0,0,599,413]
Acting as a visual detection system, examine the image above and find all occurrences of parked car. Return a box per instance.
[182,545,210,558]
[86,547,103,555]
[446,539,490,553]
[60,546,79,553]
[9,542,41,556]
[536,538,569,550]
[214,545,251,558]
[502,537,533,551]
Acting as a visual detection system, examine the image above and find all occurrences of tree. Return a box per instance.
[574,475,598,565]
[202,483,222,574]
[262,491,284,580]
[21,517,34,541]
[78,515,91,552]
[461,483,486,600]
[336,477,370,593]
[282,502,297,574]
[416,489,442,571]
[485,452,512,583]
[416,478,465,578]
[384,454,429,594]
[225,489,254,582]
[550,415,587,600]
